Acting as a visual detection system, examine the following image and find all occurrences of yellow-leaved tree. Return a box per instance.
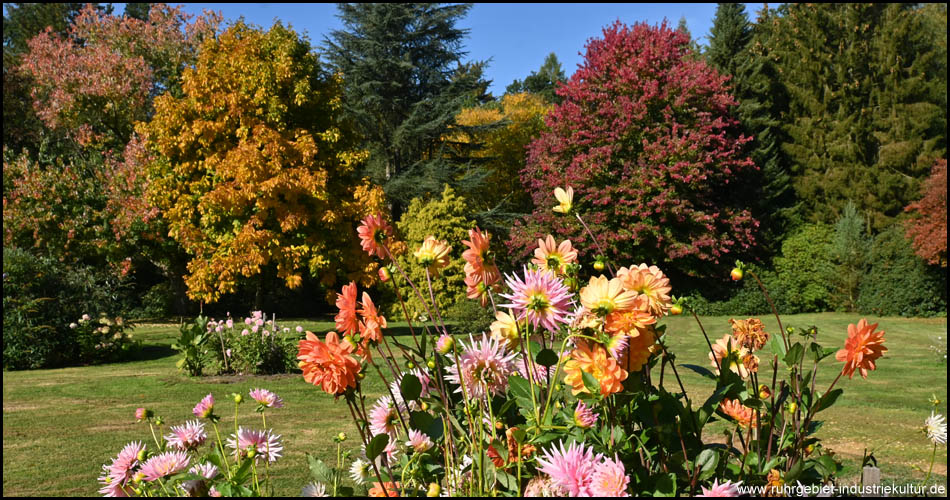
[140,21,386,303]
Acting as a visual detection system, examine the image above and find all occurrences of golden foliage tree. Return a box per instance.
[140,21,386,303]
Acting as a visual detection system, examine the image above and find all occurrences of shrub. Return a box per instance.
[445,296,495,335]
[774,223,836,313]
[206,311,302,375]
[829,202,871,311]
[391,185,475,319]
[171,315,211,376]
[3,247,133,369]
[857,225,947,317]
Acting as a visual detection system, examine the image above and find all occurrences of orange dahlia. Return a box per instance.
[720,398,758,428]
[604,298,657,337]
[357,214,394,259]
[619,326,657,372]
[563,340,628,396]
[465,268,501,307]
[730,318,769,351]
[368,481,400,497]
[616,264,672,318]
[462,227,496,277]
[531,234,578,275]
[297,331,361,396]
[836,318,887,379]
[579,275,638,316]
[358,292,387,344]
[709,334,751,379]
[335,282,359,336]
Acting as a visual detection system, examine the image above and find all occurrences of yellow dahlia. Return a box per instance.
[579,275,638,316]
[552,186,573,214]
[413,236,451,274]
[489,310,521,350]
[619,326,657,372]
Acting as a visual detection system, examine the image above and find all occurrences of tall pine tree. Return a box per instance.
[770,3,946,229]
[322,3,487,215]
[707,4,796,253]
[506,52,567,104]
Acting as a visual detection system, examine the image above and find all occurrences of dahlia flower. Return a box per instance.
[580,275,638,316]
[462,227,497,279]
[698,479,742,497]
[414,236,452,274]
[436,333,454,354]
[139,451,190,481]
[836,318,887,379]
[100,441,145,485]
[406,429,434,453]
[532,235,578,275]
[563,340,628,396]
[553,186,573,214]
[369,396,402,438]
[590,455,630,497]
[335,282,360,336]
[536,440,601,496]
[297,331,361,395]
[165,420,207,451]
[445,333,517,400]
[249,388,284,409]
[573,400,599,429]
[616,264,672,317]
[193,393,214,419]
[501,267,573,333]
[358,292,387,344]
[730,318,769,351]
[226,427,283,463]
[709,335,751,379]
[350,458,371,485]
[524,475,568,497]
[357,214,394,259]
[925,412,947,445]
[489,310,521,349]
[189,462,219,479]
[619,325,657,373]
[368,481,400,497]
[720,398,758,429]
[302,482,329,497]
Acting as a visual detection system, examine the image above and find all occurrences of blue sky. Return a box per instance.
[116,3,765,96]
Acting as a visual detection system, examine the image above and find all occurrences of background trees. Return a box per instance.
[323,3,489,216]
[142,21,387,305]
[511,21,759,282]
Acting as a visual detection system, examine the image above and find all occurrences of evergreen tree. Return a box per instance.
[322,3,487,215]
[123,3,152,22]
[706,3,751,79]
[770,3,946,229]
[506,52,567,103]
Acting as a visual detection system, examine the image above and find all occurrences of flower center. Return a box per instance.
[527,292,550,313]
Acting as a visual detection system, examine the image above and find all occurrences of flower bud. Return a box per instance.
[730,268,744,281]
[154,417,164,426]
[357,371,366,380]
[337,432,347,442]
[427,359,437,370]
[759,384,771,400]
[436,334,454,355]
[427,483,441,497]
[246,446,257,458]
[406,361,416,370]
[233,394,243,404]
[670,304,683,316]
[787,402,798,414]
[420,401,430,411]
[137,449,147,462]
[593,258,606,272]
[805,444,815,455]
[378,266,391,283]
[494,421,504,431]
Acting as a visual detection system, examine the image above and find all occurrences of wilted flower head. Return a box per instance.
[193,393,215,419]
[414,236,452,273]
[501,267,573,333]
[532,235,578,275]
[357,214,394,259]
[249,388,284,409]
[226,427,283,463]
[524,475,567,497]
[730,318,769,351]
[836,318,887,379]
[139,451,190,481]
[165,420,207,451]
[445,333,517,400]
[553,186,574,214]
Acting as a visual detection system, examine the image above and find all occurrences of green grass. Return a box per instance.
[2,313,946,496]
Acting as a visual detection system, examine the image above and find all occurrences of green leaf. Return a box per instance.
[581,371,601,396]
[410,411,434,432]
[696,449,719,480]
[815,455,840,479]
[366,433,389,461]
[813,388,843,413]
[508,374,531,400]
[769,335,787,358]
[400,374,422,401]
[699,384,732,427]
[535,348,559,367]
[809,342,837,362]
[784,342,805,367]
[231,457,254,484]
[680,363,717,380]
[307,454,334,483]
[652,472,677,497]
[785,458,804,483]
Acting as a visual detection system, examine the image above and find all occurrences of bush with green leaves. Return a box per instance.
[3,247,133,369]
[857,225,947,317]
[774,224,836,313]
[172,315,212,376]
[205,311,302,375]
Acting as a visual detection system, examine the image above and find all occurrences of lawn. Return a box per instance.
[2,313,947,496]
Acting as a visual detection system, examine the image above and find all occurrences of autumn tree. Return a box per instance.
[904,158,947,267]
[141,21,387,304]
[510,21,759,281]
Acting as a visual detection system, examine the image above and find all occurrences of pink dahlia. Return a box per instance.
[436,333,454,354]
[97,478,132,497]
[589,455,630,497]
[226,427,283,463]
[165,420,207,451]
[357,213,395,259]
[369,396,403,438]
[135,407,148,421]
[406,429,434,453]
[500,267,573,333]
[698,479,741,497]
[139,451,190,481]
[249,388,284,408]
[189,462,219,479]
[573,401,599,429]
[100,441,144,485]
[444,333,517,400]
[536,440,601,496]
[193,393,214,419]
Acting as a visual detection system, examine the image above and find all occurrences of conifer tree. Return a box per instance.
[322,3,487,215]
[506,52,567,104]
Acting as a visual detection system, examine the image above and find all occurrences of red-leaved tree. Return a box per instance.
[905,158,947,267]
[509,21,759,279]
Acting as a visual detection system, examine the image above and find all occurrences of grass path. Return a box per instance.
[3,313,946,496]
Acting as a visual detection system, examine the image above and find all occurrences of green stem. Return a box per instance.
[210,421,233,479]
[924,442,936,483]
[147,420,162,450]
